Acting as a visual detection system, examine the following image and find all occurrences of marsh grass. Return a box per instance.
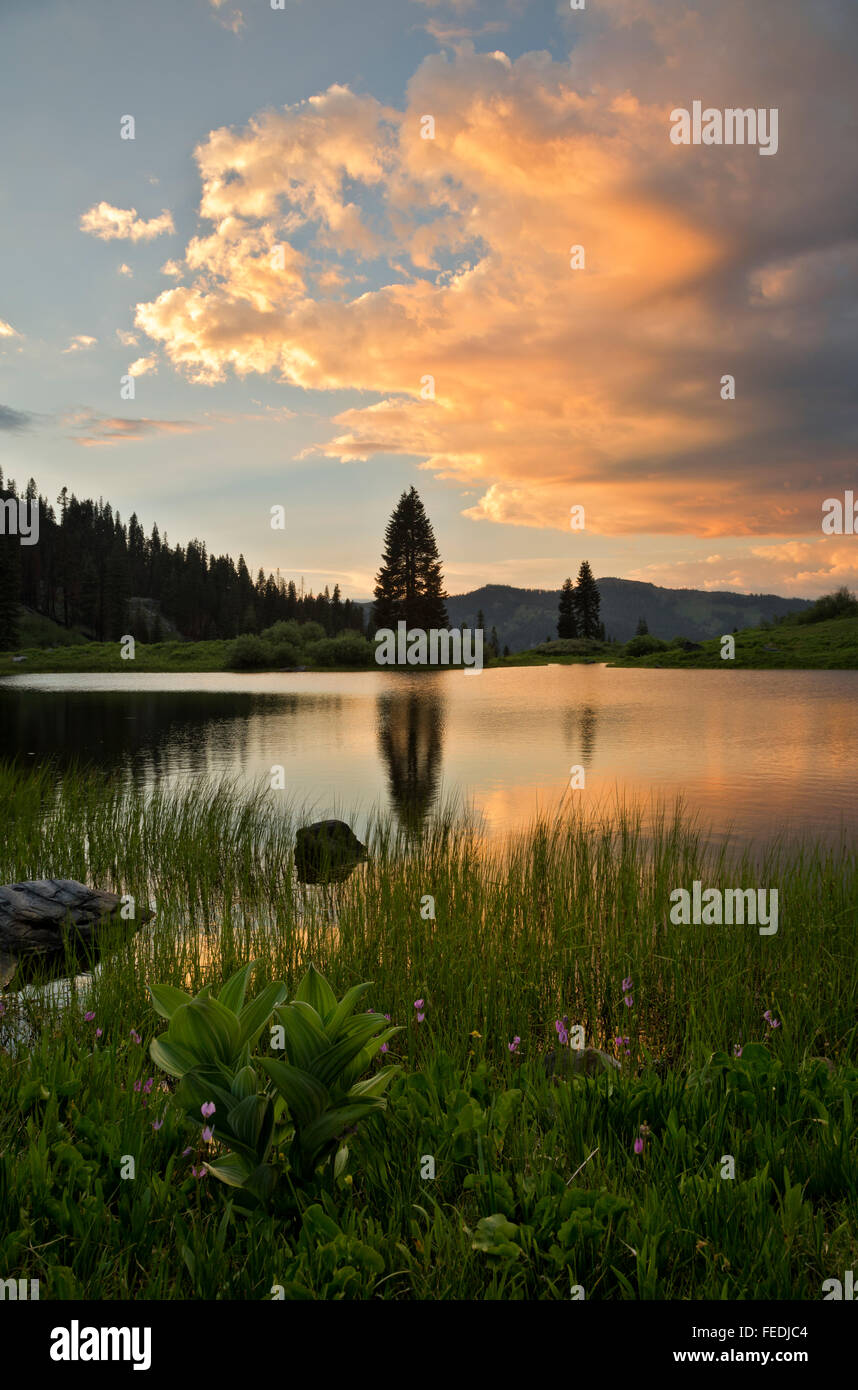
[2,761,855,1067]
[1,761,856,1299]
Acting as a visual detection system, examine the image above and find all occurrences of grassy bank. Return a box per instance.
[0,638,238,675]
[1,765,856,1298]
[0,635,576,675]
[5,588,857,674]
[605,614,858,669]
[5,617,858,674]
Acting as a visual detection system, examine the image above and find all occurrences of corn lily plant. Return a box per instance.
[149,962,400,1202]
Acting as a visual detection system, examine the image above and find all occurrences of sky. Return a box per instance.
[1,0,856,600]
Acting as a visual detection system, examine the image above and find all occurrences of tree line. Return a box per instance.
[0,470,365,650]
[0,471,608,659]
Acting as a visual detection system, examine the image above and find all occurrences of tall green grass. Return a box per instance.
[2,761,855,1067]
[1,762,856,1299]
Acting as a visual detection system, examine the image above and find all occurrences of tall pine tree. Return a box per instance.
[373,487,448,630]
[573,561,602,639]
[557,577,578,638]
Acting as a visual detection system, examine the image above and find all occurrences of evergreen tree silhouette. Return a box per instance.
[373,487,449,630]
[573,561,602,639]
[557,576,578,638]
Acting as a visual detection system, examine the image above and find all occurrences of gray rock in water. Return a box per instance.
[544,1047,620,1079]
[295,820,367,884]
[0,879,150,955]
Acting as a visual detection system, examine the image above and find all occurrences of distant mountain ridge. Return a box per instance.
[358,580,813,651]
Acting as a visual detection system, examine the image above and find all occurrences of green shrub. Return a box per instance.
[304,638,337,667]
[260,620,303,647]
[269,640,301,668]
[624,634,667,657]
[532,638,606,656]
[330,634,373,665]
[227,634,272,669]
[793,587,858,625]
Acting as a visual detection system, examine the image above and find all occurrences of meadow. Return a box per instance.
[0,763,856,1299]
[3,611,857,675]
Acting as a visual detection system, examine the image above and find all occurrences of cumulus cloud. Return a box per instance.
[628,537,858,596]
[80,203,175,242]
[127,355,158,377]
[0,318,20,338]
[133,1,858,539]
[116,329,139,347]
[62,334,98,353]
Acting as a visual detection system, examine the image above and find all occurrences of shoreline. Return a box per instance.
[2,612,858,675]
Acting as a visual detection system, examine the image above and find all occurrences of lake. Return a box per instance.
[1,666,855,851]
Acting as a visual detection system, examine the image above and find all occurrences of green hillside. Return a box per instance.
[445,581,811,650]
[607,615,858,669]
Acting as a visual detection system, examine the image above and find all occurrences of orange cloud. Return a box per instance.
[628,539,858,597]
[127,355,158,377]
[132,6,858,538]
[80,203,175,241]
[62,334,98,353]
[64,409,205,446]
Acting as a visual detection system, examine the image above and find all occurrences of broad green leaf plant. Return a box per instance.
[149,962,400,1203]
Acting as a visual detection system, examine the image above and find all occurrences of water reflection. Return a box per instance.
[573,703,598,767]
[0,685,258,781]
[0,919,144,992]
[2,668,858,849]
[376,682,445,834]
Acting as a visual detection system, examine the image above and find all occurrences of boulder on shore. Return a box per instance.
[294,820,367,885]
[0,879,151,956]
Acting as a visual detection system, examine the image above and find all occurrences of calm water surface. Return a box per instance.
[1,666,855,850]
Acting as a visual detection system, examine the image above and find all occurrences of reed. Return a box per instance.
[0,762,855,1299]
